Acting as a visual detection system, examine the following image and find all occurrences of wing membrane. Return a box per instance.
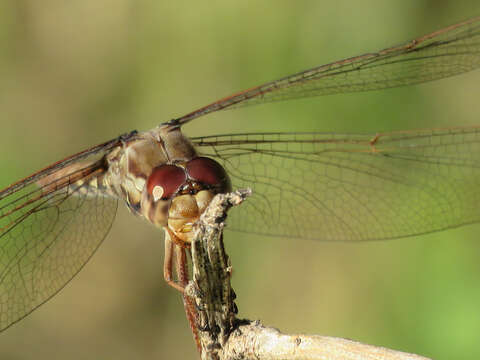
[176,16,480,125]
[192,126,480,240]
[0,155,118,331]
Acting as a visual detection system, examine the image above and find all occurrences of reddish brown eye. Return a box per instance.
[147,165,186,200]
[186,157,231,192]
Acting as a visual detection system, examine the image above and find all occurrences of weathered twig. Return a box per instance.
[186,189,431,360]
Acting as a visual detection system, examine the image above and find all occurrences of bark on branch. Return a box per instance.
[187,189,431,360]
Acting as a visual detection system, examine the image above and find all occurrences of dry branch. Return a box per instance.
[187,189,431,360]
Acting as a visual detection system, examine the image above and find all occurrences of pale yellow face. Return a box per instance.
[167,190,215,243]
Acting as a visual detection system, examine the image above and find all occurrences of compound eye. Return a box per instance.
[186,157,231,192]
[147,165,186,201]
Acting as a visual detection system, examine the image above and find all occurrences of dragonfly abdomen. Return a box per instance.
[70,171,115,198]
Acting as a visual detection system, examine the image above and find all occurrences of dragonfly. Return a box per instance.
[1,16,480,336]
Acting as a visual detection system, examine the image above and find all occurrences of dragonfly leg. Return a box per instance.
[174,244,189,288]
[164,228,201,353]
[175,244,202,353]
[163,230,185,293]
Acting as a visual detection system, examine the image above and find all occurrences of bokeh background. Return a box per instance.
[1,1,479,359]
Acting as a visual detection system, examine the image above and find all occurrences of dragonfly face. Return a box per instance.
[0,15,479,342]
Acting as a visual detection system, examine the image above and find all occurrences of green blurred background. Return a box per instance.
[0,1,479,359]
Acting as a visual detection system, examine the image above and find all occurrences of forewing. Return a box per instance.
[192,127,480,241]
[0,154,119,331]
[176,17,480,125]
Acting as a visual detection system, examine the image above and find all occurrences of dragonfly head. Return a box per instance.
[141,156,231,243]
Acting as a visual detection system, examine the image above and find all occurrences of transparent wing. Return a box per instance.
[0,153,119,331]
[192,126,480,241]
[176,16,480,125]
